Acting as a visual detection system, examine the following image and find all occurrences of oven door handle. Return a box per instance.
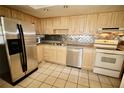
[97,52,122,55]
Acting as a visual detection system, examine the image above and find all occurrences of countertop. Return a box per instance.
[37,43,94,48]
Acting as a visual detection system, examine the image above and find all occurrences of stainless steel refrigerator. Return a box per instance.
[0,17,38,85]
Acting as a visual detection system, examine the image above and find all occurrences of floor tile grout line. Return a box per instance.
[63,67,72,88]
[51,66,67,88]
[108,77,114,88]
[18,78,34,88]
[38,63,59,87]
[27,62,58,87]
[97,74,102,88]
[76,68,80,88]
[87,70,90,88]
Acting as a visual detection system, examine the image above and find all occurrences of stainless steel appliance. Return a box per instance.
[93,39,124,78]
[0,17,38,85]
[66,46,83,68]
[36,35,45,44]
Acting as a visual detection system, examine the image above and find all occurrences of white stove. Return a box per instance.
[93,39,124,78]
[94,39,119,49]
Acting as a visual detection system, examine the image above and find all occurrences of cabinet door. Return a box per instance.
[0,6,11,18]
[43,45,56,62]
[11,10,24,20]
[111,12,119,28]
[53,17,61,29]
[34,18,42,34]
[98,12,113,28]
[43,18,53,34]
[118,11,124,27]
[78,15,87,34]
[60,16,69,29]
[84,14,98,35]
[56,46,66,65]
[82,47,95,70]
[69,16,80,34]
[37,45,43,63]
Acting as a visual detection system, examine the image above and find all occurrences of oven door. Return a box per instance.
[95,52,124,71]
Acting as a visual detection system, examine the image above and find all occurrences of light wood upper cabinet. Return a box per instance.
[53,17,61,29]
[97,12,124,28]
[98,12,113,28]
[84,14,98,35]
[69,15,87,35]
[118,11,124,27]
[11,10,24,20]
[53,16,69,29]
[60,16,69,29]
[69,16,80,34]
[42,18,53,34]
[0,6,11,18]
[78,15,87,34]
[35,19,42,34]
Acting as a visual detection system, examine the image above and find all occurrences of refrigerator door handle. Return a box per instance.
[17,24,26,72]
[19,24,27,72]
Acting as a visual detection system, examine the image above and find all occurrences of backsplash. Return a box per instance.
[62,34,95,45]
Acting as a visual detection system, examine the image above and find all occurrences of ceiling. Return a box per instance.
[6,5,124,18]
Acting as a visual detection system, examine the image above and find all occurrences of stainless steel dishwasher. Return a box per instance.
[66,46,83,68]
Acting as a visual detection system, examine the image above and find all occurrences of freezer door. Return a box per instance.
[20,21,38,74]
[2,17,19,39]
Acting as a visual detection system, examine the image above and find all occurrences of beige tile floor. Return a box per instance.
[0,61,121,88]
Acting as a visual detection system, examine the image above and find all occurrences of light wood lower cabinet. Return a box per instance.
[43,45,56,62]
[43,45,67,65]
[56,46,67,65]
[82,47,95,70]
[37,45,43,63]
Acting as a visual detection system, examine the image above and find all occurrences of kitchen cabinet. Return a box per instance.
[69,15,87,35]
[97,12,124,28]
[84,14,98,35]
[82,47,95,70]
[43,45,67,65]
[53,17,61,29]
[34,18,42,34]
[56,46,67,65]
[46,18,53,34]
[37,45,43,63]
[69,16,80,34]
[118,11,124,27]
[0,6,42,34]
[53,16,69,29]
[78,15,87,34]
[0,6,11,18]
[42,18,53,34]
[98,12,113,28]
[11,10,24,20]
[43,45,56,62]
[60,16,69,29]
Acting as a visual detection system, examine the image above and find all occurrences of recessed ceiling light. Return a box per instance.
[29,5,55,9]
[64,5,69,8]
[43,8,49,11]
